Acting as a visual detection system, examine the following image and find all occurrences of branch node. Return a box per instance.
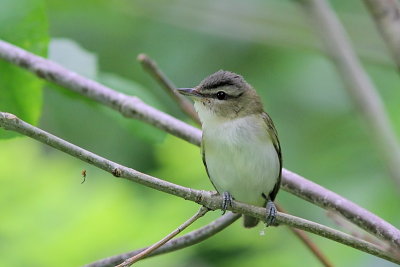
[112,168,122,177]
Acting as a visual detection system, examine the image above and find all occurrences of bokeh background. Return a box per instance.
[1,0,400,266]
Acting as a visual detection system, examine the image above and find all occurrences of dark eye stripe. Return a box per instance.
[198,92,243,100]
[202,80,235,90]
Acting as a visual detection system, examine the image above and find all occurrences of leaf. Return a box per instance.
[47,38,98,100]
[49,38,98,80]
[0,0,49,139]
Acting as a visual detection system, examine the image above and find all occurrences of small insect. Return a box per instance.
[81,169,87,184]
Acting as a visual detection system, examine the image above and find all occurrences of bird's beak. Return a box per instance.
[177,88,202,98]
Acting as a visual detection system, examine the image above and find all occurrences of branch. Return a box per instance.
[116,206,209,267]
[298,0,400,188]
[137,53,201,124]
[327,211,388,248]
[142,54,332,267]
[0,40,201,147]
[363,0,400,71]
[282,169,400,250]
[0,40,399,250]
[0,112,399,264]
[85,212,241,267]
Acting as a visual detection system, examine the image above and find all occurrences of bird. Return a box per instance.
[178,70,282,228]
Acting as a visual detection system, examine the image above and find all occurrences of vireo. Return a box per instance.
[178,70,282,228]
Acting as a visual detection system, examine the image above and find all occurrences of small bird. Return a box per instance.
[178,70,282,228]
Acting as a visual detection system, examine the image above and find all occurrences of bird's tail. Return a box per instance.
[243,215,259,228]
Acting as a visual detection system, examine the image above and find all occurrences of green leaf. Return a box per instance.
[0,0,49,139]
[47,38,98,100]
[49,38,98,80]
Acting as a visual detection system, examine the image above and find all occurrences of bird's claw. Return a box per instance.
[222,192,232,215]
[265,200,277,227]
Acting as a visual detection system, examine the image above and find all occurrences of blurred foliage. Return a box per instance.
[0,0,48,138]
[1,0,400,266]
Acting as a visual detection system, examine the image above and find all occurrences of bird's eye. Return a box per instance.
[216,91,226,100]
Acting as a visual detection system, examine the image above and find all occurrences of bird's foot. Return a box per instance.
[265,200,277,227]
[221,192,233,215]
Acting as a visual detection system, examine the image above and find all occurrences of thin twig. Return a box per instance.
[85,212,241,267]
[363,0,400,71]
[116,206,209,267]
[277,204,333,267]
[141,54,333,267]
[137,53,201,124]
[298,0,400,188]
[0,40,399,249]
[0,112,399,264]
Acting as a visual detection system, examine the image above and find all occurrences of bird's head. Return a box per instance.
[178,70,263,123]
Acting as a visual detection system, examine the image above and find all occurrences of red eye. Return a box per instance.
[216,91,226,100]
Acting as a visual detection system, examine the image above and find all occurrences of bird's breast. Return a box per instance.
[202,115,280,206]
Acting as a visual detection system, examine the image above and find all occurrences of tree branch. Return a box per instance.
[116,206,209,267]
[363,0,400,71]
[0,112,399,264]
[0,39,399,250]
[137,53,201,124]
[282,169,400,250]
[298,0,400,188]
[326,210,387,248]
[84,212,241,267]
[0,40,201,147]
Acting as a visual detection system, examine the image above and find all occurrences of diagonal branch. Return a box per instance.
[282,169,400,250]
[363,0,400,71]
[116,206,209,267]
[298,0,400,188]
[84,212,241,267]
[137,53,201,124]
[0,112,399,264]
[0,40,201,146]
[0,39,399,250]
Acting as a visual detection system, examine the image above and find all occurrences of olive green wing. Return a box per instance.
[201,136,219,191]
[262,112,282,201]
[201,139,210,178]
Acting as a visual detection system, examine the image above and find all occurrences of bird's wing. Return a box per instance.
[262,112,282,201]
[201,136,219,190]
[201,138,210,178]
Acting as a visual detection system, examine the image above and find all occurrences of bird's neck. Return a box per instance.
[194,102,225,126]
[194,101,261,127]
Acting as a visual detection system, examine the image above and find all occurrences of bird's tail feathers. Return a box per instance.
[243,215,259,228]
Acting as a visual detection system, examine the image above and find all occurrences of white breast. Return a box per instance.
[201,113,280,206]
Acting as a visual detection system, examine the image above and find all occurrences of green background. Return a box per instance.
[1,0,399,266]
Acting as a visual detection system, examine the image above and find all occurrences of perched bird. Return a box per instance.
[178,70,282,228]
